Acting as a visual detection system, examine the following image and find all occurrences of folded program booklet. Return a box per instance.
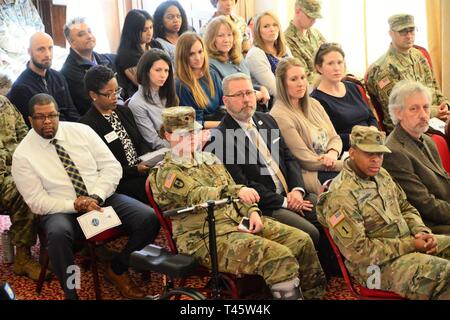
[77,206,122,239]
[139,148,170,167]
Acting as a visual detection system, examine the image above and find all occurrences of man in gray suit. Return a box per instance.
[383,80,450,234]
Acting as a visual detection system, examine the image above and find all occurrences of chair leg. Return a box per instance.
[36,251,49,294]
[88,243,102,300]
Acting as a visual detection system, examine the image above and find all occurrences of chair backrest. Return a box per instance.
[431,134,450,175]
[145,175,178,254]
[323,227,405,300]
[413,45,433,70]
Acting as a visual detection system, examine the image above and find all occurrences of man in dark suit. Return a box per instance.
[80,65,153,203]
[61,17,115,116]
[207,73,319,239]
[383,80,450,234]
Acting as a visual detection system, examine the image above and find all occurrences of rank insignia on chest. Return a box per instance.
[174,178,184,188]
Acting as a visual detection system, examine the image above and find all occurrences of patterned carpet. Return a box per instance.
[0,215,356,300]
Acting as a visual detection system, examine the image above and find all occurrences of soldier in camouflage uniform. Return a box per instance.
[0,82,47,281]
[150,106,326,300]
[366,14,449,133]
[284,0,326,84]
[317,125,450,300]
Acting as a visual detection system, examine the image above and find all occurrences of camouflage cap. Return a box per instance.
[296,0,322,19]
[350,126,391,153]
[162,106,202,134]
[388,14,415,32]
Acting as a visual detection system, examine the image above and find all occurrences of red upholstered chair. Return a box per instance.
[431,134,450,175]
[144,176,242,299]
[323,228,406,300]
[36,225,124,300]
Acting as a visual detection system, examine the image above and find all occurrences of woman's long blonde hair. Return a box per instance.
[253,11,287,57]
[175,32,215,109]
[204,16,242,65]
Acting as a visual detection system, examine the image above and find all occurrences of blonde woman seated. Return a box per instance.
[271,57,343,194]
[203,16,270,106]
[175,32,224,128]
[245,11,291,98]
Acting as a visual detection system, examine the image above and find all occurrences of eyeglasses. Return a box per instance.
[31,113,60,121]
[396,27,417,36]
[97,87,122,99]
[225,90,256,99]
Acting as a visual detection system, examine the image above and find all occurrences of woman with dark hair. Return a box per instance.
[128,49,177,150]
[153,1,189,65]
[310,43,378,151]
[115,9,162,100]
[80,65,153,203]
[175,32,223,127]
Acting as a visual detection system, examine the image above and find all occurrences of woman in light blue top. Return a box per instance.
[128,49,178,150]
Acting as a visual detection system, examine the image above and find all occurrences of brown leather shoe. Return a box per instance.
[104,265,146,299]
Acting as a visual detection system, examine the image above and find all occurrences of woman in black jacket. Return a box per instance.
[80,65,153,203]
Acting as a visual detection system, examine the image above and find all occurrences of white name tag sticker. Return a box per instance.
[104,131,119,143]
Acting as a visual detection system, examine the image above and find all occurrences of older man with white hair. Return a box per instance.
[383,80,450,234]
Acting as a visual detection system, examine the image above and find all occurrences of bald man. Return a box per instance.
[7,32,80,127]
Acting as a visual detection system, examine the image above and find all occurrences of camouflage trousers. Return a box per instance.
[0,175,38,247]
[192,217,326,299]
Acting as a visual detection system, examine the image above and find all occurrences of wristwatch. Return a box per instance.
[89,194,104,206]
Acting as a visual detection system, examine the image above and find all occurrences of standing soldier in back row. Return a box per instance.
[284,0,326,84]
[317,125,450,300]
[150,106,326,300]
[0,77,48,281]
[366,14,449,133]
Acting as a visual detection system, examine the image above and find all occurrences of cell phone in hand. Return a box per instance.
[237,217,251,232]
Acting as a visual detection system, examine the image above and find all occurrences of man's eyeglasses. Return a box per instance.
[225,90,256,99]
[31,113,60,121]
[396,27,417,36]
[97,87,122,99]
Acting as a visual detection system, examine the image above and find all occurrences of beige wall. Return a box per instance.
[442,0,450,98]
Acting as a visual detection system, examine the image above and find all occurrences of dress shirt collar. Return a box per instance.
[34,123,66,149]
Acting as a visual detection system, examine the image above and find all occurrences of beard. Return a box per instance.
[31,57,52,70]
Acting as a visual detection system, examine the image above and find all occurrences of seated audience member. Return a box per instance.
[153,0,190,65]
[209,73,319,244]
[382,80,450,234]
[203,16,270,105]
[115,9,162,100]
[200,0,250,55]
[150,106,326,300]
[0,89,49,281]
[128,49,176,150]
[61,17,115,115]
[271,57,343,194]
[12,93,159,300]
[310,43,378,151]
[7,32,80,127]
[317,125,450,300]
[366,14,449,133]
[80,65,154,204]
[245,11,291,98]
[175,32,224,127]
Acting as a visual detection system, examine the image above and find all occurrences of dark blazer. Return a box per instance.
[79,105,153,179]
[207,111,306,216]
[61,48,115,116]
[383,125,450,225]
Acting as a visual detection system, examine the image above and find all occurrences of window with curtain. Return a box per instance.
[313,0,428,78]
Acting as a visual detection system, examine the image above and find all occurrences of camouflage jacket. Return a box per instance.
[149,151,261,254]
[316,159,434,281]
[0,96,28,186]
[284,20,325,83]
[366,45,448,132]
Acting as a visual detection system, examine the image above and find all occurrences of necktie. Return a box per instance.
[51,139,89,197]
[247,123,289,194]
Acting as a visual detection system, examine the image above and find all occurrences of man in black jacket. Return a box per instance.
[61,17,115,115]
[7,32,80,127]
